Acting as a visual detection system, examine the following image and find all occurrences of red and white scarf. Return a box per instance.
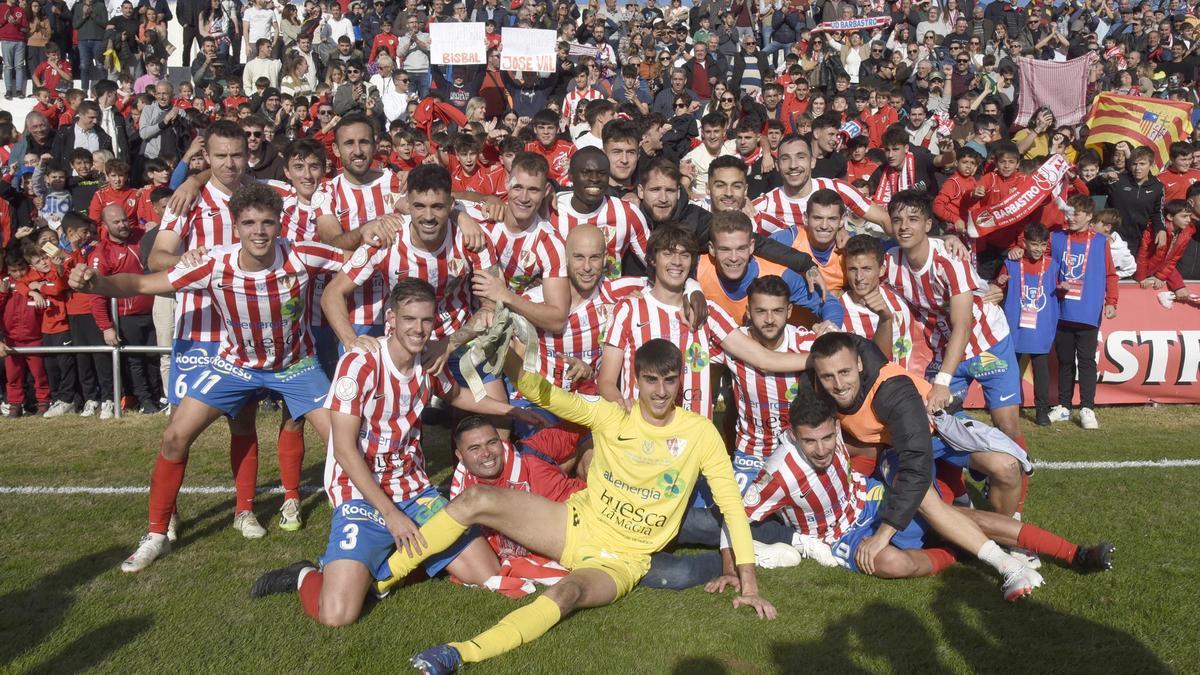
[817,15,892,32]
[967,154,1072,239]
[449,443,569,598]
[873,151,915,205]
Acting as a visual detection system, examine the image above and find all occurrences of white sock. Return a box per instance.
[977,540,1020,575]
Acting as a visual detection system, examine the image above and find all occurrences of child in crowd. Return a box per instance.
[32,156,73,230]
[1135,199,1196,307]
[23,231,76,417]
[60,213,102,416]
[1049,194,1118,430]
[932,145,982,235]
[1,245,51,417]
[996,223,1061,426]
[1094,208,1136,278]
[89,159,138,228]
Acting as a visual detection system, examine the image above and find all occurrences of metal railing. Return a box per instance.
[8,299,170,420]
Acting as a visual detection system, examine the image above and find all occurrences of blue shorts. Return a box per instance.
[185,355,330,421]
[931,430,971,469]
[447,344,501,389]
[928,334,1021,410]
[168,339,219,406]
[732,451,765,496]
[319,488,475,580]
[831,451,931,573]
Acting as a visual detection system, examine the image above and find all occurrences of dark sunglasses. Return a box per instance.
[720,96,734,102]
[246,130,264,137]
[318,109,332,115]
[957,58,970,63]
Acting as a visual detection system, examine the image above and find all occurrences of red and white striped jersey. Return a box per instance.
[166,240,344,369]
[711,325,816,458]
[343,221,497,338]
[605,291,737,416]
[752,179,872,232]
[743,430,866,543]
[696,197,790,237]
[323,338,453,506]
[524,276,643,391]
[553,194,650,279]
[477,215,567,295]
[561,87,604,127]
[839,286,917,370]
[160,182,237,342]
[314,170,404,325]
[265,179,322,243]
[883,239,1009,362]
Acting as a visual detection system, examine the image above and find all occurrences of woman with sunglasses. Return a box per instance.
[815,24,871,84]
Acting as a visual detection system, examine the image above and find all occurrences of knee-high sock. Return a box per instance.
[451,595,562,663]
[277,428,305,501]
[149,454,188,534]
[230,433,259,513]
[1017,523,1077,563]
[298,568,323,621]
[921,547,957,576]
[377,509,468,591]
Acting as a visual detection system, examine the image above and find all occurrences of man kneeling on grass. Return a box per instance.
[388,336,775,673]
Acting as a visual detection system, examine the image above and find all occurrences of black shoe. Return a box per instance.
[250,560,316,598]
[1073,542,1115,573]
[139,400,162,415]
[1035,409,1051,426]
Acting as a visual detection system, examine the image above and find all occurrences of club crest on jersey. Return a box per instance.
[446,258,466,277]
[642,440,655,456]
[349,247,370,268]
[334,376,359,401]
[518,249,538,270]
[665,437,687,457]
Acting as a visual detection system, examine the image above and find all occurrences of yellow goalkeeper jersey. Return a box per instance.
[516,370,755,566]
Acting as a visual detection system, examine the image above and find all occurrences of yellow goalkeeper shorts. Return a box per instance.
[558,491,652,599]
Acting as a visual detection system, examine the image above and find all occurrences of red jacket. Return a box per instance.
[88,232,152,330]
[1,276,42,343]
[1157,167,1200,203]
[0,3,30,43]
[862,104,899,149]
[933,173,978,231]
[16,267,68,334]
[1135,223,1195,290]
[88,186,139,230]
[63,246,95,316]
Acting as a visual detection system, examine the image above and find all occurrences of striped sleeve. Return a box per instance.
[936,249,982,296]
[343,243,389,286]
[166,256,215,292]
[605,298,634,350]
[704,303,737,344]
[295,242,346,273]
[539,230,568,278]
[832,178,871,217]
[743,469,792,523]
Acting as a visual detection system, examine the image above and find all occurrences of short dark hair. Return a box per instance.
[809,331,859,362]
[282,138,328,165]
[203,119,248,149]
[709,209,753,237]
[406,164,452,197]
[811,113,841,132]
[646,223,699,262]
[709,154,747,176]
[991,140,1020,162]
[1169,141,1193,160]
[787,384,838,431]
[881,125,909,148]
[333,112,378,142]
[886,189,933,220]
[452,415,495,446]
[699,111,727,128]
[633,338,683,377]
[1164,198,1191,218]
[509,152,549,181]
[388,277,437,309]
[532,108,559,128]
[150,186,174,203]
[843,233,884,263]
[602,118,640,147]
[806,188,845,215]
[229,183,284,221]
[746,274,791,301]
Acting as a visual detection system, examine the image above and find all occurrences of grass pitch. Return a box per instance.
[0,406,1197,674]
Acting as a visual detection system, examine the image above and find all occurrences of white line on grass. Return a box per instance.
[1,460,1198,495]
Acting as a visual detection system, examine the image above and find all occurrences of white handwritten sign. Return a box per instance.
[431,22,486,65]
[500,27,557,72]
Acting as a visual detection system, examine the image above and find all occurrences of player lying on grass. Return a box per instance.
[249,278,546,626]
[650,383,1115,589]
[69,184,346,573]
[375,336,775,674]
[806,331,1114,600]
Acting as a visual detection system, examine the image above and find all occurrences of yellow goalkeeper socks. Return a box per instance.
[375,509,468,593]
[451,595,563,663]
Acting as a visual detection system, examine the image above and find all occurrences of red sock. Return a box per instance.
[230,433,259,513]
[1017,523,1078,563]
[298,569,324,621]
[922,547,957,575]
[935,459,966,503]
[149,454,188,534]
[277,428,306,501]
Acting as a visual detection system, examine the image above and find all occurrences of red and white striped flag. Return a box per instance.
[1014,53,1097,127]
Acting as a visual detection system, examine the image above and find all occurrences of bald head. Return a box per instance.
[101,204,132,241]
[565,224,606,292]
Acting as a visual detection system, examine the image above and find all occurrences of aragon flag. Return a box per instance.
[1083,93,1193,170]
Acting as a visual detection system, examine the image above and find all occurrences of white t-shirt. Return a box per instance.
[683,140,736,197]
[327,16,355,45]
[244,6,276,43]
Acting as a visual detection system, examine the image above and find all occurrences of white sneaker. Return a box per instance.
[1047,405,1071,423]
[99,401,115,420]
[278,498,302,532]
[1157,291,1176,309]
[1007,546,1042,570]
[754,541,802,569]
[80,400,99,417]
[167,512,180,543]
[121,533,170,573]
[234,510,267,539]
[42,400,75,418]
[1079,407,1099,430]
[792,533,842,567]
[1001,564,1044,602]
[0,403,9,416]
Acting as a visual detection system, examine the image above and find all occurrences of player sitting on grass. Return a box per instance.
[381,337,775,674]
[68,184,345,573]
[249,279,544,626]
[805,332,1113,600]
